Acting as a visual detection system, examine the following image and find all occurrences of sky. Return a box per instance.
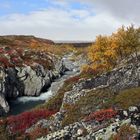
[0,0,140,41]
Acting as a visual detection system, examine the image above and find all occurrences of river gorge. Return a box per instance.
[7,54,81,115]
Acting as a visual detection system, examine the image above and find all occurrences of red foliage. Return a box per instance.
[5,50,18,58]
[7,109,56,134]
[16,48,24,56]
[65,75,80,84]
[85,108,117,122]
[11,57,21,63]
[0,57,11,67]
[0,48,4,53]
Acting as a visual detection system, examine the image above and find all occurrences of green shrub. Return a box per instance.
[115,87,140,109]
[62,88,114,126]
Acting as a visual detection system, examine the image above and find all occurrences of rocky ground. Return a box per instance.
[36,106,140,140]
[35,60,140,140]
[0,35,140,140]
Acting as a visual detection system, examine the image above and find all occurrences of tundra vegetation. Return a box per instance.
[0,25,140,139]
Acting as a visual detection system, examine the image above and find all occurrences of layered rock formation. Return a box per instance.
[62,62,140,107]
[0,61,65,113]
[0,35,66,114]
[82,62,140,92]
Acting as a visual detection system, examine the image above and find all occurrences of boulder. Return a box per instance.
[129,106,138,112]
[0,57,67,114]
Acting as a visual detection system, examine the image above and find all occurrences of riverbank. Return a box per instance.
[7,53,84,115]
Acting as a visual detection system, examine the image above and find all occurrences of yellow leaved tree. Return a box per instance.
[88,25,140,74]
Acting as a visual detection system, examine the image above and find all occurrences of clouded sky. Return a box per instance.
[0,0,139,41]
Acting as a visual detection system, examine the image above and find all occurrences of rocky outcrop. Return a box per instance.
[35,61,140,139]
[4,52,140,139]
[61,62,140,107]
[38,106,140,140]
[82,62,140,92]
[0,58,66,114]
[0,35,76,114]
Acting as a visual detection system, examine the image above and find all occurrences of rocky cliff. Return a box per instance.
[0,36,66,114]
[62,62,140,107]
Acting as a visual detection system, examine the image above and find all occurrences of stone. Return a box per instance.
[129,106,138,112]
[77,129,84,136]
[123,111,128,117]
[0,94,9,113]
[0,55,67,114]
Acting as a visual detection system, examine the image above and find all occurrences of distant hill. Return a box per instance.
[55,41,93,47]
[0,35,54,47]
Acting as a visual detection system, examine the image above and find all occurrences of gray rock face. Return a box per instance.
[0,94,9,113]
[17,66,49,96]
[0,68,10,113]
[62,53,88,72]
[0,58,66,114]
[60,62,140,111]
[82,63,140,92]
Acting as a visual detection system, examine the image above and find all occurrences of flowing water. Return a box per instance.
[8,90,52,115]
[8,53,80,115]
[8,71,78,115]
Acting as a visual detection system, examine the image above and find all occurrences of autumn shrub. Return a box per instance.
[6,49,17,56]
[88,35,117,73]
[0,56,12,67]
[88,25,140,75]
[65,75,81,84]
[0,36,55,69]
[34,58,53,70]
[62,87,140,126]
[15,48,24,57]
[81,64,102,78]
[7,109,56,134]
[0,48,4,53]
[84,108,117,122]
[81,65,93,74]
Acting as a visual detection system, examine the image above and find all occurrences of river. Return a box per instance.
[8,70,78,115]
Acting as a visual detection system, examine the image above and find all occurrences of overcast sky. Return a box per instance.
[0,0,139,41]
